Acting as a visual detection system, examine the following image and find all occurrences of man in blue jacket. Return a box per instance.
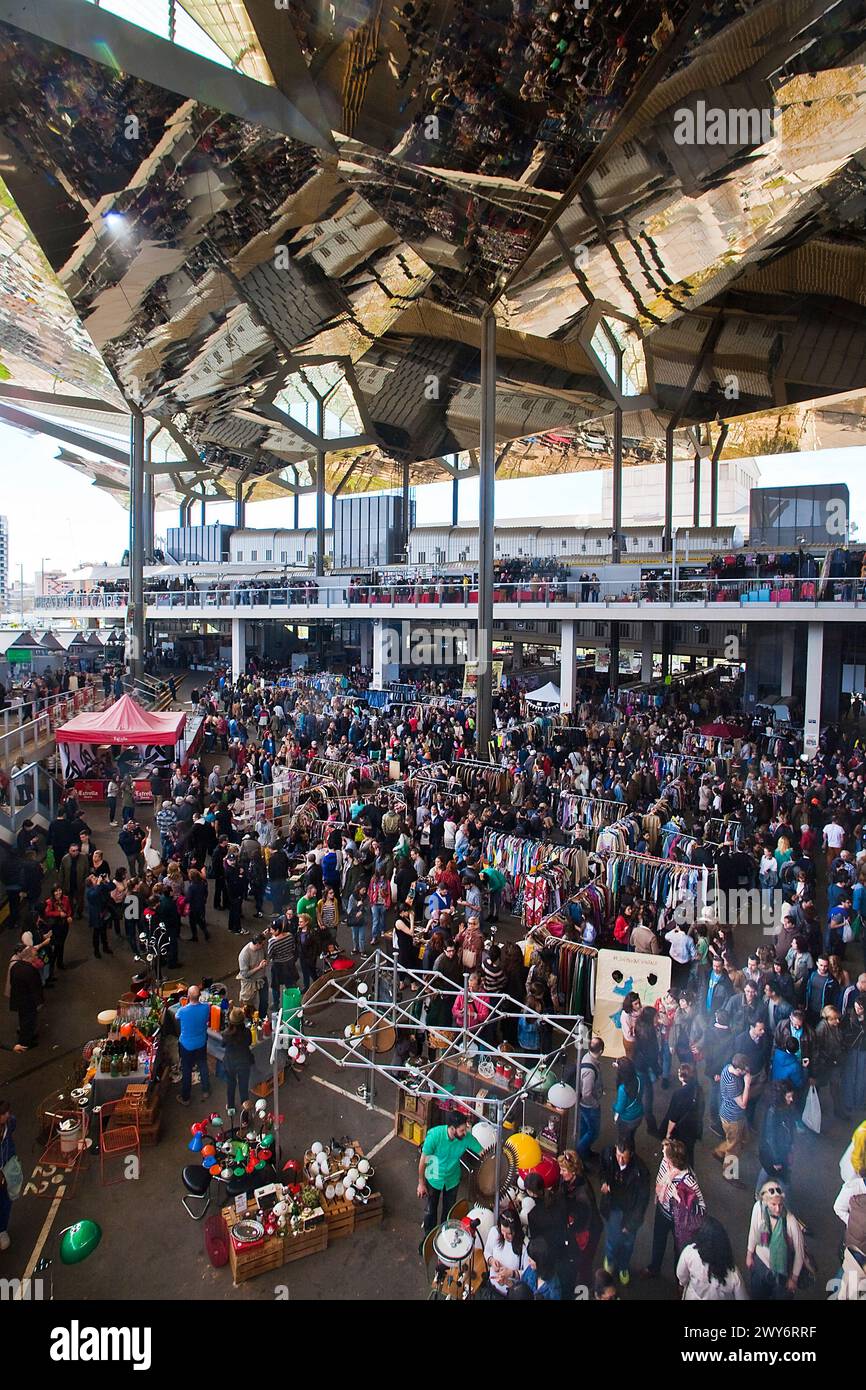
[176,985,211,1106]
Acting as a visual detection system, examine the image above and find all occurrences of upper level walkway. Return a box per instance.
[34,576,866,626]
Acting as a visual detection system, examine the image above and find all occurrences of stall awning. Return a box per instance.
[524,682,561,705]
[55,694,186,745]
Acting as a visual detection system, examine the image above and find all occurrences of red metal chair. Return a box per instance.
[97,1099,141,1186]
[37,1108,91,1199]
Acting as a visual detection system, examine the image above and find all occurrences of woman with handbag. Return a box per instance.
[0,1099,22,1250]
[641,1138,706,1280]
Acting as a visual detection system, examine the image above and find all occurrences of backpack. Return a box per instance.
[672,1184,705,1250]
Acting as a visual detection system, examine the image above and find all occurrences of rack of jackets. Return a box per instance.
[528,892,606,1021]
[557,792,630,832]
[595,818,644,855]
[660,830,719,864]
[450,760,513,797]
[652,753,714,782]
[704,816,745,847]
[598,850,717,915]
[481,831,590,921]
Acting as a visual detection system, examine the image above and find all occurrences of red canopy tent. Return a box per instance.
[55,694,185,746]
[55,695,187,800]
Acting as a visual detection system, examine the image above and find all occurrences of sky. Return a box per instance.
[0,421,862,580]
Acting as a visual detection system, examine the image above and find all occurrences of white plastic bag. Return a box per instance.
[143,831,161,871]
[802,1084,822,1135]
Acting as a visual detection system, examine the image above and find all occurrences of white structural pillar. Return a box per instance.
[560,620,577,714]
[641,626,654,684]
[803,622,824,759]
[780,629,795,700]
[512,641,523,672]
[231,618,247,679]
[359,622,372,671]
[372,619,399,690]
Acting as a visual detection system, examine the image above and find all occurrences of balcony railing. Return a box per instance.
[33,575,863,612]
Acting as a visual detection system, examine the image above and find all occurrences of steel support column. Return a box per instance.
[692,451,701,527]
[294,490,300,530]
[709,422,728,528]
[610,623,620,696]
[200,494,206,527]
[476,312,496,760]
[611,407,623,564]
[452,474,459,526]
[128,408,145,682]
[664,425,675,554]
[401,458,410,558]
[234,478,246,528]
[315,396,326,579]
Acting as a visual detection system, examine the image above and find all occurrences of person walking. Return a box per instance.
[237,933,268,1016]
[417,1119,481,1242]
[676,1217,747,1300]
[267,916,299,1011]
[176,985,211,1106]
[611,1057,645,1144]
[576,1035,604,1161]
[641,1138,706,1280]
[660,1062,704,1166]
[222,1007,253,1117]
[6,942,43,1052]
[745,1180,805,1300]
[599,1132,651,1287]
[713,1054,752,1166]
[0,1100,21,1250]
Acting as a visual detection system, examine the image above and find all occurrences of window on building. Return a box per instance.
[418,552,426,563]
[265,550,272,561]
[251,550,257,561]
[296,550,303,562]
[281,551,287,562]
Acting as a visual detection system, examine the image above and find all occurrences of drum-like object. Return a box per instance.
[432,1221,474,1265]
[356,1009,396,1054]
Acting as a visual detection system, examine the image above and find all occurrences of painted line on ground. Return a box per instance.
[15,1188,65,1299]
[365,1132,395,1160]
[310,1073,393,1119]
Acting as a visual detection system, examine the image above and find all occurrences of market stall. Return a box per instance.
[54,693,187,803]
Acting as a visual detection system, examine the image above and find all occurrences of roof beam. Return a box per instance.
[0,384,125,415]
[0,0,333,152]
[0,402,128,464]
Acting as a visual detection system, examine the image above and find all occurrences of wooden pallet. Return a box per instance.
[224,1206,285,1285]
[282,1221,329,1265]
[353,1193,384,1232]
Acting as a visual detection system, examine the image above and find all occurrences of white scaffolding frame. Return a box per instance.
[269,948,589,1220]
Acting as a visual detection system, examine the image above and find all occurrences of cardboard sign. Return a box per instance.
[593,948,671,1059]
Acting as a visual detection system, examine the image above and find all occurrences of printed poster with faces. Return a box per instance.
[593,949,671,1059]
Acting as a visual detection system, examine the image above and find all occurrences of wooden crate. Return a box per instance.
[353,1192,384,1232]
[282,1221,328,1265]
[395,1109,426,1145]
[320,1195,354,1240]
[224,1206,285,1285]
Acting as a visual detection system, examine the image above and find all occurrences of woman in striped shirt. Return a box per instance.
[641,1138,705,1280]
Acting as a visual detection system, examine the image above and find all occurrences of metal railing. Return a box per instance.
[0,681,106,767]
[33,575,864,612]
[0,761,60,839]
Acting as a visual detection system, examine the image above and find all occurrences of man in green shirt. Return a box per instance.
[296,886,318,920]
[480,865,506,924]
[418,1120,482,1238]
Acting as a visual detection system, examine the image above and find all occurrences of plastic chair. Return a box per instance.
[97,1099,141,1186]
[182,1164,212,1220]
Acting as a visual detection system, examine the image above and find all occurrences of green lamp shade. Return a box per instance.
[59,1220,102,1265]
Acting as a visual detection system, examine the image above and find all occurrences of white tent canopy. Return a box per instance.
[525,681,561,705]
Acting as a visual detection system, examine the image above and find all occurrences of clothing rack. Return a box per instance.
[527,889,604,1021]
[704,816,745,846]
[557,792,631,832]
[596,849,718,915]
